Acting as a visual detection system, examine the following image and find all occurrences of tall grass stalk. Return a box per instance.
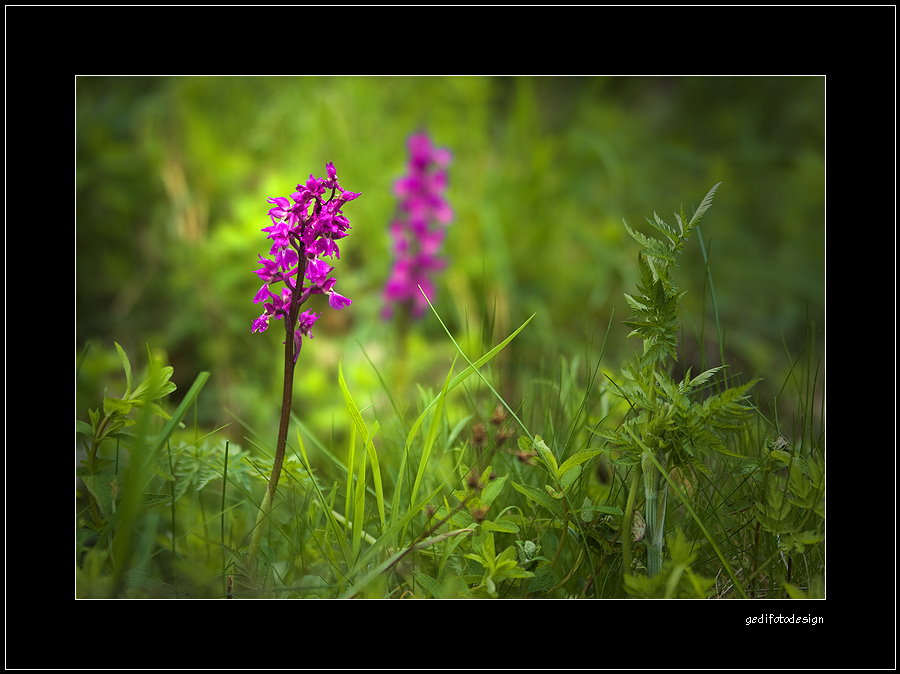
[221,440,229,596]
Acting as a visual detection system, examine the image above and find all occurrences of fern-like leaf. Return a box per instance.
[687,182,722,230]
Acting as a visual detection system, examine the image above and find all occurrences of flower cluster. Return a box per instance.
[251,163,360,361]
[382,133,452,319]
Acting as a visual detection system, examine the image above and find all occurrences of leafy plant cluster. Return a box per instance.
[75,186,823,599]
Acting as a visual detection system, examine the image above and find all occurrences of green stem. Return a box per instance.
[222,440,229,598]
[249,266,305,558]
[642,453,668,577]
[621,463,642,578]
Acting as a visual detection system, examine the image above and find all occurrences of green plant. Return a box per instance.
[76,343,179,529]
[601,184,758,591]
[76,343,210,597]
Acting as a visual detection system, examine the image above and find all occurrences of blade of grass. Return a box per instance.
[339,362,386,528]
[345,424,357,539]
[409,354,457,511]
[388,309,535,536]
[110,371,209,596]
[352,424,367,560]
[342,528,475,599]
[420,287,533,441]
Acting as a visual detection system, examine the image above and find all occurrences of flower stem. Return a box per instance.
[268,319,298,501]
[249,277,303,558]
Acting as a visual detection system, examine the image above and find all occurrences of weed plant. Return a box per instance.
[75,184,823,599]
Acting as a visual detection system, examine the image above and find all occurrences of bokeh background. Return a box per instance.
[75,76,825,443]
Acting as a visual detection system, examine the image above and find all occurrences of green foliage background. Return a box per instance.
[76,76,824,441]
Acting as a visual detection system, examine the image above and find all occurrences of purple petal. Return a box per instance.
[328,291,352,310]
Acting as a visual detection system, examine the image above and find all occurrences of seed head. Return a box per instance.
[470,505,489,523]
[471,422,487,450]
[496,426,515,446]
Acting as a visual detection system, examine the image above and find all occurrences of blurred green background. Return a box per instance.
[75,76,824,441]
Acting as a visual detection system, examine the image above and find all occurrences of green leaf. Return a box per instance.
[147,402,174,422]
[623,220,657,253]
[584,504,624,516]
[352,425,368,559]
[414,571,445,599]
[532,435,558,478]
[480,471,508,508]
[76,420,93,437]
[559,464,581,490]
[146,372,210,457]
[687,182,722,230]
[103,397,133,417]
[647,212,677,244]
[545,484,565,499]
[686,366,724,392]
[338,362,385,527]
[512,481,563,518]
[464,553,488,568]
[131,347,177,403]
[409,355,457,511]
[82,473,118,518]
[557,449,604,479]
[783,582,808,599]
[479,530,496,562]
[114,341,133,399]
[623,293,650,312]
[142,493,173,509]
[480,518,519,534]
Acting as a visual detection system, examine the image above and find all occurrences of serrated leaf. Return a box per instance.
[648,212,676,243]
[142,493,173,509]
[623,219,654,249]
[687,366,725,392]
[687,182,722,230]
[623,293,650,312]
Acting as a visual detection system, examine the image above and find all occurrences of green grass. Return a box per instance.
[76,182,823,600]
[75,292,823,600]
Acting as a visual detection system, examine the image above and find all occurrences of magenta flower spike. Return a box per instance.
[251,163,359,362]
[248,164,360,553]
[382,132,452,320]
